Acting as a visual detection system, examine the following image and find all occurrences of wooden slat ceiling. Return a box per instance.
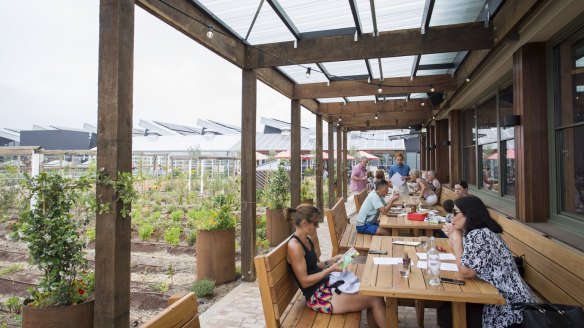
[136,0,542,130]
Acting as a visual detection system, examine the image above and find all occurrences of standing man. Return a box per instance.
[388,153,411,195]
[350,156,369,195]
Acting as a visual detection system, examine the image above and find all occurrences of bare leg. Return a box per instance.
[331,293,386,327]
[375,227,390,236]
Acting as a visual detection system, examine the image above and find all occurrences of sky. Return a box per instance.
[0,0,316,131]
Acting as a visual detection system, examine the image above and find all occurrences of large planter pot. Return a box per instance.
[266,208,292,247]
[22,299,94,328]
[196,228,236,284]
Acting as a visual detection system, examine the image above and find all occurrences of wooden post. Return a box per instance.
[435,119,450,185]
[336,125,342,199]
[448,110,461,186]
[420,135,426,170]
[429,125,436,170]
[95,0,134,326]
[316,115,324,220]
[290,100,301,208]
[328,118,335,208]
[241,68,257,281]
[342,128,348,201]
[514,43,548,223]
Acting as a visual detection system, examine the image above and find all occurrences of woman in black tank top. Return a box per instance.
[285,204,386,328]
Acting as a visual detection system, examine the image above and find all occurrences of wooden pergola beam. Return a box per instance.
[336,110,433,123]
[244,22,493,69]
[294,75,455,99]
[340,119,431,130]
[317,100,428,115]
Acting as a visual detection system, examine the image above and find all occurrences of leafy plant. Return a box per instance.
[0,264,23,277]
[86,227,96,242]
[169,210,183,222]
[20,173,94,308]
[189,279,215,297]
[300,178,314,200]
[186,230,197,246]
[4,296,22,314]
[196,204,236,231]
[163,226,181,246]
[149,282,169,294]
[139,223,154,241]
[264,161,290,209]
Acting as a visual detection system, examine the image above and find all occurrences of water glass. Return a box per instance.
[400,261,411,278]
[419,236,429,251]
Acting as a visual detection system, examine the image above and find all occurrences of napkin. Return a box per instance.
[329,270,360,294]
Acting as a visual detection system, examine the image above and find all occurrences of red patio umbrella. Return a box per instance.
[256,152,268,160]
[275,150,291,159]
[358,150,380,160]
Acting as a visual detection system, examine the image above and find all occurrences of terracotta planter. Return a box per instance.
[22,299,94,328]
[266,208,292,247]
[301,199,314,205]
[196,228,236,284]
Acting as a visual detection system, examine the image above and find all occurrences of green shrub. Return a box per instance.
[149,282,169,293]
[86,227,96,242]
[5,296,22,313]
[189,279,215,297]
[169,210,183,222]
[139,223,154,241]
[186,230,197,246]
[150,211,162,223]
[163,226,181,246]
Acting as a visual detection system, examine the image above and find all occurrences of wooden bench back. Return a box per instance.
[256,235,322,328]
[439,186,456,203]
[489,209,584,307]
[326,197,349,256]
[141,292,200,328]
[354,189,368,213]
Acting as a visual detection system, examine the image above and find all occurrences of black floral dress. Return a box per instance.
[461,228,535,327]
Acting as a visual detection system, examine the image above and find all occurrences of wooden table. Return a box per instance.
[379,213,443,237]
[359,236,505,328]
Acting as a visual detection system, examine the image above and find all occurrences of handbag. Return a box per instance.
[513,255,525,277]
[512,303,584,328]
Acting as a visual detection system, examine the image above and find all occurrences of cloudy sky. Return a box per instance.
[0,0,315,131]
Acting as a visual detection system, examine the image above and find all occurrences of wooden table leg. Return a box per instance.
[392,228,398,236]
[386,297,398,328]
[452,302,467,328]
[413,229,420,237]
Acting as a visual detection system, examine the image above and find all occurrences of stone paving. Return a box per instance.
[200,196,439,327]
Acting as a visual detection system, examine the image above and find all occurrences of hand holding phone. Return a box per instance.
[440,277,465,285]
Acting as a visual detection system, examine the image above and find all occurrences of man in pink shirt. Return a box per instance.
[350,156,369,195]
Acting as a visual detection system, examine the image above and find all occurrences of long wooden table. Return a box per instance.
[379,213,443,237]
[359,236,505,328]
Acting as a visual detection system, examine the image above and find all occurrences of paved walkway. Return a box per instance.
[200,196,439,327]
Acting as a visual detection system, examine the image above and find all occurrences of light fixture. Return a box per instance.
[465,77,471,83]
[421,101,425,106]
[305,67,311,78]
[338,116,342,122]
[374,113,378,120]
[206,26,214,39]
[432,116,436,120]
[377,85,383,94]
[430,86,435,92]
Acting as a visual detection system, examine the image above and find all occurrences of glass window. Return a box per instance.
[463,147,476,186]
[499,84,515,140]
[553,27,584,219]
[462,109,475,147]
[503,139,516,197]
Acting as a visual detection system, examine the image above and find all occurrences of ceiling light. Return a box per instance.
[338,117,342,122]
[421,101,425,106]
[465,77,471,83]
[377,85,383,94]
[305,67,311,78]
[430,86,435,92]
[375,113,378,120]
[206,26,214,39]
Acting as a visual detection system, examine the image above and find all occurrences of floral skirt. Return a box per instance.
[306,281,334,314]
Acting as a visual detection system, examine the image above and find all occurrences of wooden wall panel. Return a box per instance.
[435,119,450,185]
[448,110,462,186]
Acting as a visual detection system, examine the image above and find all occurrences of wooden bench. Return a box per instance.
[489,209,584,308]
[353,189,368,213]
[255,237,363,328]
[326,197,372,256]
[141,292,200,328]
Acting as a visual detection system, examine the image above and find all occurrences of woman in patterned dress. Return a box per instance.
[441,195,534,327]
[285,204,386,328]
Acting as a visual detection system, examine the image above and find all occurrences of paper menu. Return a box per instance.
[390,172,405,188]
[416,253,456,261]
[373,257,404,265]
[416,261,459,272]
[339,247,360,270]
[392,241,421,246]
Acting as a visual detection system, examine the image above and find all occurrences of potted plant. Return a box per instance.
[300,178,315,205]
[19,172,95,328]
[195,203,236,284]
[264,160,290,246]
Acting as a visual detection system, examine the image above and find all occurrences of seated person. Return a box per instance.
[409,169,438,206]
[454,180,469,199]
[285,204,386,327]
[427,170,442,196]
[355,179,399,236]
[442,199,454,223]
[440,196,534,327]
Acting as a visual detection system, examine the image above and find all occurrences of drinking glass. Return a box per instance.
[419,236,429,251]
[400,261,411,278]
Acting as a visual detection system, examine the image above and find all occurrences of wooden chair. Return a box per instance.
[326,197,372,256]
[141,292,200,328]
[353,189,368,213]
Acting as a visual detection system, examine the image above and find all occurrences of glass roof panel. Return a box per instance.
[278,63,329,84]
[429,0,484,27]
[348,96,376,102]
[416,69,450,76]
[410,93,428,99]
[419,52,458,65]
[355,0,374,34]
[317,97,346,103]
[278,0,354,33]
[381,95,407,100]
[247,1,297,44]
[321,60,369,78]
[195,0,260,39]
[374,0,426,32]
[369,56,416,79]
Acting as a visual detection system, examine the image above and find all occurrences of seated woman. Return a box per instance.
[285,204,386,328]
[409,169,438,205]
[454,180,469,199]
[441,196,534,328]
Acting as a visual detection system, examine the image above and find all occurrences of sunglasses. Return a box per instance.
[453,209,460,216]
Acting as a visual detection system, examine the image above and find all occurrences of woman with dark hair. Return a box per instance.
[440,196,534,328]
[285,204,386,327]
[454,180,469,199]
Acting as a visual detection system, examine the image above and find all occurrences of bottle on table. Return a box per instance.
[427,237,441,286]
